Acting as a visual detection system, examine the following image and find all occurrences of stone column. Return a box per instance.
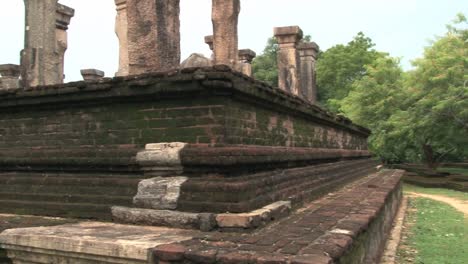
[21,0,74,87]
[55,4,74,85]
[0,64,21,90]
[237,49,256,76]
[126,0,181,75]
[297,42,319,103]
[211,0,240,67]
[274,26,303,96]
[114,0,129,76]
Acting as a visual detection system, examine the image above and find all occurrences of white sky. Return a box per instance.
[0,0,466,81]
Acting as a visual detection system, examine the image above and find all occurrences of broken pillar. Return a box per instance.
[55,4,75,85]
[237,49,256,77]
[81,69,105,81]
[274,26,303,96]
[211,0,241,67]
[0,64,21,90]
[21,0,74,87]
[297,42,319,103]
[126,0,181,75]
[204,35,214,60]
[114,0,129,76]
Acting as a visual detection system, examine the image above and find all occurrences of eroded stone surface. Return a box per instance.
[180,53,213,68]
[21,0,74,87]
[133,176,188,210]
[274,26,303,96]
[136,143,187,176]
[237,49,256,76]
[114,0,129,76]
[126,0,181,75]
[212,0,241,67]
[80,69,105,81]
[0,222,195,263]
[298,42,319,103]
[0,64,21,90]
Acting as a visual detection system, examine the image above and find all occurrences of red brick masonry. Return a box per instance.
[151,169,404,264]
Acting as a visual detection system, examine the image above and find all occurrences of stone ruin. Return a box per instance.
[0,1,404,264]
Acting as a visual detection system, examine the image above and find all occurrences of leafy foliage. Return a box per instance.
[251,14,467,167]
[316,32,382,111]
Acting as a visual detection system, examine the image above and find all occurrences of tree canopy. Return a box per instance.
[251,13,467,167]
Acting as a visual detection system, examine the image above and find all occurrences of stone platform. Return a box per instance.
[0,169,403,264]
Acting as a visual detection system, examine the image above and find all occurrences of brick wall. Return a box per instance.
[0,68,370,170]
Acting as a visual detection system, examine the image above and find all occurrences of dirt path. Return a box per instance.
[406,192,468,216]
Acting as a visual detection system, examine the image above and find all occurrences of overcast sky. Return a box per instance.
[0,0,466,81]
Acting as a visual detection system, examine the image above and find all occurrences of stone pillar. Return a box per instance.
[237,49,256,76]
[114,0,129,76]
[0,64,21,90]
[55,4,74,85]
[297,42,319,103]
[211,0,240,67]
[126,0,181,75]
[274,26,303,96]
[21,0,74,87]
[81,69,105,81]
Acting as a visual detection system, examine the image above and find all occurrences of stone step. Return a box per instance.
[0,183,138,196]
[0,192,133,206]
[0,172,142,179]
[0,200,113,220]
[0,175,140,187]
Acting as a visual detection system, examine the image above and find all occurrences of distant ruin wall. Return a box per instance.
[0,68,370,170]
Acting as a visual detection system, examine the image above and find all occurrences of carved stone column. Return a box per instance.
[211,0,241,67]
[114,0,129,76]
[21,0,73,87]
[237,49,256,77]
[55,4,74,84]
[126,0,181,75]
[274,26,303,96]
[0,64,21,90]
[298,42,319,103]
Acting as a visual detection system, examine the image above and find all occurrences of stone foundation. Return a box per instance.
[0,170,403,264]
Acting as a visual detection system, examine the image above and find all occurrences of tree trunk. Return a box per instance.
[422,143,439,169]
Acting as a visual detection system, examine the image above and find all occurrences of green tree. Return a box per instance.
[252,37,279,87]
[341,14,468,167]
[316,32,382,112]
[400,13,468,167]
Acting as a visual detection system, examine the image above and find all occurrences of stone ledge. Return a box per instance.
[112,201,292,232]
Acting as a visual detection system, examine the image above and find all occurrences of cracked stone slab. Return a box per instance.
[0,221,196,263]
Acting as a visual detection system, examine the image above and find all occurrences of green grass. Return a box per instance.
[398,198,467,264]
[438,167,468,176]
[404,184,468,201]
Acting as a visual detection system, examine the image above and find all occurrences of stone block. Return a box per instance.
[0,64,21,90]
[133,176,188,210]
[136,142,187,176]
[216,201,291,229]
[112,206,217,231]
[80,69,105,81]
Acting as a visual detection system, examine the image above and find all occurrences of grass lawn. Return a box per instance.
[404,184,468,201]
[397,197,467,264]
[437,167,468,176]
